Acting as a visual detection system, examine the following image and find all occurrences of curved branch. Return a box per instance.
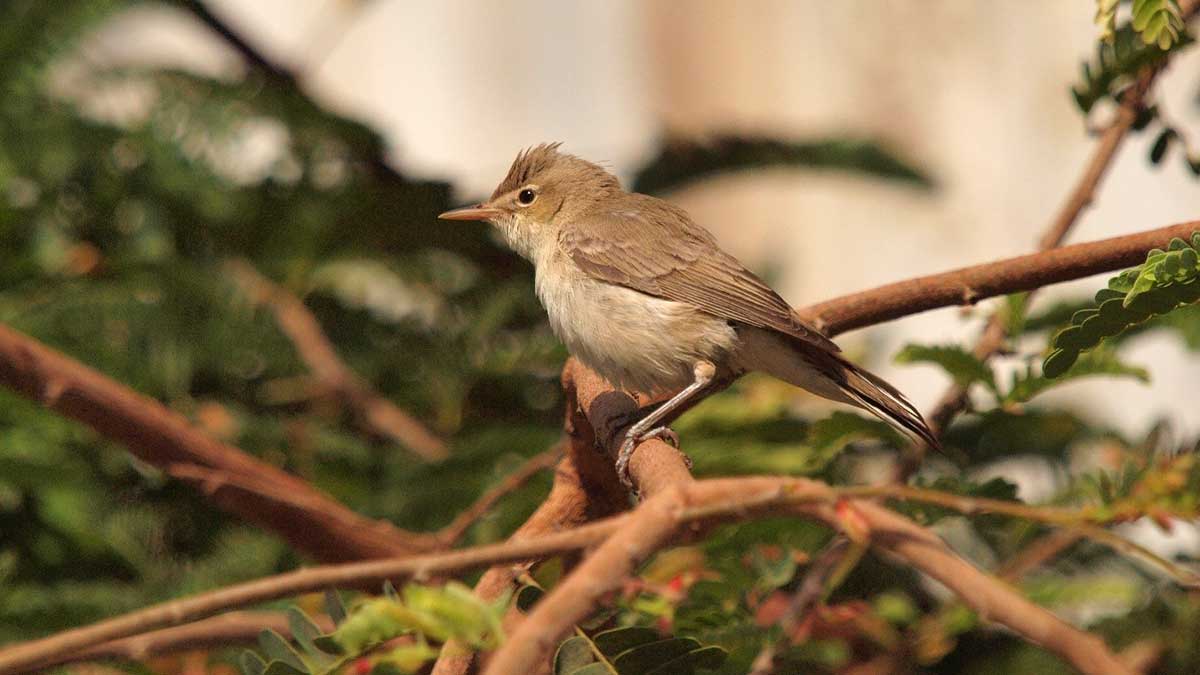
[799,220,1200,336]
[0,322,438,562]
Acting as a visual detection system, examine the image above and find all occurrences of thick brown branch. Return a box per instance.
[0,322,435,562]
[227,260,445,460]
[798,220,1200,337]
[430,371,631,675]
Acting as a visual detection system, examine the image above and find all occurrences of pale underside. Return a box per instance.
[534,250,847,402]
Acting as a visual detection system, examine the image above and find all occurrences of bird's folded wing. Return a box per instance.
[560,200,839,353]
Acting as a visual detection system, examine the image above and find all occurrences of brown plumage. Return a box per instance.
[440,144,940,470]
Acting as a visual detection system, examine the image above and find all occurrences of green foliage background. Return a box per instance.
[3,2,1200,674]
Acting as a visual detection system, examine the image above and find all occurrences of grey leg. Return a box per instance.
[615,360,716,487]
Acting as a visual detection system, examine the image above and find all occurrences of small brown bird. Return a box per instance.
[441,144,937,482]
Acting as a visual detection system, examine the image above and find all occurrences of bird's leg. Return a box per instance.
[615,360,716,487]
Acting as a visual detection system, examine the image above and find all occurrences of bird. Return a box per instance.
[440,143,938,483]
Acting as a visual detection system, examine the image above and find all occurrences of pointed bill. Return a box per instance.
[438,204,503,221]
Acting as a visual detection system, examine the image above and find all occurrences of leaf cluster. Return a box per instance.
[242,584,507,675]
[1045,233,1200,377]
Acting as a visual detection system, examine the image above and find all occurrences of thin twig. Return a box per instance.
[435,446,562,546]
[917,0,1200,443]
[998,530,1085,581]
[227,260,445,460]
[921,70,1154,441]
[748,537,856,675]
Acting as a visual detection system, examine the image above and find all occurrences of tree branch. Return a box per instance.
[1,466,1153,675]
[484,475,1136,675]
[434,446,562,546]
[798,219,1200,336]
[35,612,331,669]
[0,322,437,562]
[920,69,1156,441]
[226,260,445,460]
[482,361,1139,675]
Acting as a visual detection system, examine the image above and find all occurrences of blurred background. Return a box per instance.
[3,1,1200,672]
[80,0,1200,432]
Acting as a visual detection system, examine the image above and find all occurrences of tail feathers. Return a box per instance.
[829,354,941,451]
[735,327,940,450]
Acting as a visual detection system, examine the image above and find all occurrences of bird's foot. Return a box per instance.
[615,425,684,488]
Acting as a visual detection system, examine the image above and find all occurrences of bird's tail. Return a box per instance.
[735,328,940,450]
[825,352,941,450]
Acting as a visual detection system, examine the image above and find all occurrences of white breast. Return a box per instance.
[534,252,737,394]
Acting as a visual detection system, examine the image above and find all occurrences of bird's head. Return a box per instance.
[439,143,620,259]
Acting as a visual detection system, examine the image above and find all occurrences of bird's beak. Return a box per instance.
[438,204,503,221]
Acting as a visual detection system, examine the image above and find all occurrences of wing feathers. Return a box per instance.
[561,195,838,352]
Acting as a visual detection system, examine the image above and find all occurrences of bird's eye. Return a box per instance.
[517,188,537,205]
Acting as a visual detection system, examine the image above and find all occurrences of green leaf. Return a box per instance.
[612,638,703,672]
[894,343,998,396]
[592,626,662,656]
[646,646,727,674]
[324,590,348,626]
[287,608,336,665]
[1150,128,1177,164]
[1044,233,1200,375]
[807,411,906,457]
[1071,23,1190,114]
[632,135,933,195]
[555,635,604,674]
[374,641,441,674]
[515,585,544,612]
[1131,0,1185,48]
[240,651,268,675]
[258,629,309,675]
[1010,351,1149,404]
[262,663,308,675]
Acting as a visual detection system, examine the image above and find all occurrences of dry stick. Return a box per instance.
[0,323,435,562]
[226,260,445,460]
[435,446,563,546]
[38,612,332,670]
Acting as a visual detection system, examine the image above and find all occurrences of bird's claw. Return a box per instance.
[615,425,684,488]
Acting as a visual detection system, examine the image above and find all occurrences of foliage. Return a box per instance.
[4,2,1200,674]
[895,343,1148,406]
[553,628,726,675]
[1044,234,1200,376]
[631,135,933,195]
[241,585,507,675]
